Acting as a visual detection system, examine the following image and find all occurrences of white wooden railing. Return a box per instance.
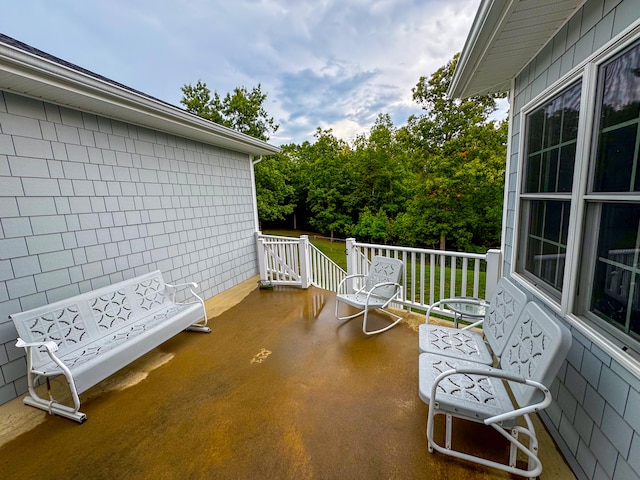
[255,233,501,315]
[346,239,501,314]
[255,232,346,290]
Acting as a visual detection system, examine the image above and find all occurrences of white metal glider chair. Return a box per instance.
[418,301,572,477]
[418,277,528,365]
[335,255,403,335]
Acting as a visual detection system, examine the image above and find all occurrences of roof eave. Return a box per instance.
[0,42,281,157]
[448,0,586,99]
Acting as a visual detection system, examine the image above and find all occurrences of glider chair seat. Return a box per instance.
[418,278,528,365]
[335,255,403,335]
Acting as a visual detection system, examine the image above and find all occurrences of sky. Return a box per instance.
[1,0,482,146]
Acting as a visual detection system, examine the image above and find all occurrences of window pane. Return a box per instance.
[593,125,637,191]
[593,42,640,192]
[558,144,576,192]
[523,200,569,292]
[590,204,640,340]
[526,153,542,192]
[600,42,640,129]
[524,81,581,193]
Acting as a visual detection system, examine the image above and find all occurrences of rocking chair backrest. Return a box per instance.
[500,301,572,406]
[364,256,403,299]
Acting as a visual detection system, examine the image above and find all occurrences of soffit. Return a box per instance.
[449,0,587,98]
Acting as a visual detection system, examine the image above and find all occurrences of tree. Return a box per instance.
[180,80,279,141]
[254,152,296,225]
[400,54,507,250]
[302,129,356,239]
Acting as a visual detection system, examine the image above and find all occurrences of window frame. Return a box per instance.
[512,24,640,370]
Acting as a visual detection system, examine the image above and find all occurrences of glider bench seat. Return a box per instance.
[10,270,210,423]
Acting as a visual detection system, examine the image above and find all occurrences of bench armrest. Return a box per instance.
[164,282,201,303]
[15,338,59,352]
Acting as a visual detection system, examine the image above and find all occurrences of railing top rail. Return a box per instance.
[352,242,488,260]
[257,234,301,242]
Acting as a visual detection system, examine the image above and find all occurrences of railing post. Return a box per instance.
[255,231,268,283]
[485,249,502,300]
[299,235,310,289]
[345,238,358,293]
[346,238,358,276]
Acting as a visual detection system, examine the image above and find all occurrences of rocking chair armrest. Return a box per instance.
[15,338,59,352]
[336,274,367,293]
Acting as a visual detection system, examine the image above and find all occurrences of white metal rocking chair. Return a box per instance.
[335,255,403,335]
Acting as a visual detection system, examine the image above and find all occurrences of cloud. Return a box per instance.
[1,0,482,145]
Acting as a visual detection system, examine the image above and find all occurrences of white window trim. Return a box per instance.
[511,21,640,378]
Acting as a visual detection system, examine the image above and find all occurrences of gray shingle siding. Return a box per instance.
[0,90,259,405]
[509,1,640,479]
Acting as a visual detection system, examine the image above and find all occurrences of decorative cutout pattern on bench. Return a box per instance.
[485,288,518,343]
[91,290,132,330]
[432,357,499,407]
[427,329,486,356]
[27,305,87,348]
[135,277,168,311]
[43,304,192,372]
[502,315,546,378]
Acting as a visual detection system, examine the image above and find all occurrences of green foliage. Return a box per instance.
[180,80,278,141]
[254,154,295,223]
[184,54,507,252]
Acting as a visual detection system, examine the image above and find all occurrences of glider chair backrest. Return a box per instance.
[482,277,529,358]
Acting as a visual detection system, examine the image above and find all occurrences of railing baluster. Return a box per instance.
[450,256,457,298]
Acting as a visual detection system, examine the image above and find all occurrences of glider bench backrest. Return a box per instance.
[10,270,210,423]
[419,277,528,364]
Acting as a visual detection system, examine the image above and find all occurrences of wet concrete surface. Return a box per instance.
[0,283,574,479]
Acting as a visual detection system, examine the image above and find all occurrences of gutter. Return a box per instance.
[0,37,281,157]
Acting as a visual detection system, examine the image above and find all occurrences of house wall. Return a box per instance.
[507,1,640,479]
[0,90,259,405]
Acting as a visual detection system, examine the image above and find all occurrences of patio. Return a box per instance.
[0,278,574,479]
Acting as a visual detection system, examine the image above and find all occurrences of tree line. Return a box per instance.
[181,54,507,252]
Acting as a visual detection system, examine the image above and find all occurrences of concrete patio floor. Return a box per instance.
[0,277,574,479]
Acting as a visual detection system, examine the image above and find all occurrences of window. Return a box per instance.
[582,41,640,343]
[517,36,640,351]
[518,81,582,296]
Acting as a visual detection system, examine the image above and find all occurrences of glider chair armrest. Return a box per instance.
[425,297,486,327]
[430,365,552,425]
